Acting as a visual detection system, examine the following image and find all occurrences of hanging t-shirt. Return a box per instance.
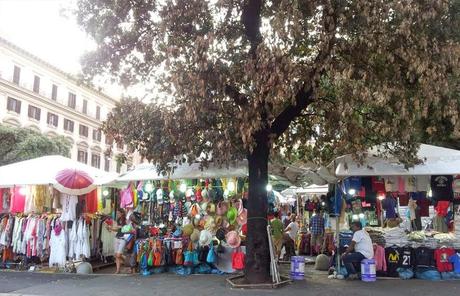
[453,176,460,204]
[385,246,401,277]
[398,246,415,269]
[371,177,386,192]
[405,176,416,192]
[435,201,450,217]
[24,186,36,214]
[60,194,78,221]
[397,176,406,193]
[434,247,455,272]
[415,247,435,268]
[85,190,98,213]
[10,187,25,213]
[448,253,460,273]
[361,177,373,195]
[431,175,453,201]
[416,176,430,192]
[398,193,409,206]
[417,197,431,217]
[385,176,398,192]
[381,197,397,219]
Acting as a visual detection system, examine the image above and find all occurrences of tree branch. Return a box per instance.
[242,0,263,56]
[224,84,248,106]
[270,85,314,137]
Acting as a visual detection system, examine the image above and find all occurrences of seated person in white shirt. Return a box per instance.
[342,221,374,280]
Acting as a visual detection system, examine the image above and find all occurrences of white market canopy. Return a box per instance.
[281,184,329,198]
[334,144,460,177]
[116,161,249,182]
[0,155,117,188]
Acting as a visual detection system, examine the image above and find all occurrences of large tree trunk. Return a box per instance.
[244,130,271,284]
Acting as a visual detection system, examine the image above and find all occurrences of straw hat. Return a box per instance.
[225,230,241,248]
[190,228,200,242]
[199,230,213,247]
[182,224,194,237]
[204,216,216,232]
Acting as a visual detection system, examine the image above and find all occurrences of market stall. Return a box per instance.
[329,144,460,280]
[0,155,118,271]
[110,161,252,275]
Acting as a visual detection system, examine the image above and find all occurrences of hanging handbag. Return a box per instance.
[147,249,154,267]
[206,241,217,264]
[199,246,210,263]
[232,247,245,270]
[184,241,195,266]
[153,241,162,267]
[175,248,184,265]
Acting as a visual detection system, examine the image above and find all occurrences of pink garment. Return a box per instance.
[373,244,387,272]
[10,187,25,213]
[120,187,133,208]
[397,176,406,193]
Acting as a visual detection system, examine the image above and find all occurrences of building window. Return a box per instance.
[33,75,40,93]
[96,106,101,120]
[92,129,102,142]
[82,99,88,114]
[7,97,21,113]
[68,92,76,109]
[105,135,114,145]
[28,105,41,121]
[51,84,58,100]
[79,124,89,137]
[64,119,74,132]
[77,150,88,164]
[91,154,101,169]
[13,65,20,84]
[104,156,110,172]
[47,112,58,127]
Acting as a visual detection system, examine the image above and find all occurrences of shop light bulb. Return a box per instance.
[180,183,187,193]
[159,223,165,228]
[266,184,273,192]
[352,214,359,221]
[19,187,27,195]
[144,182,154,193]
[102,189,109,197]
[428,189,432,198]
[321,202,326,206]
[359,213,365,219]
[348,189,356,195]
[377,194,385,201]
[227,181,236,192]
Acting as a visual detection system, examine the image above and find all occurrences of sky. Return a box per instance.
[0,0,125,98]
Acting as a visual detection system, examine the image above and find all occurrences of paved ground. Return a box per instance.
[1,268,460,296]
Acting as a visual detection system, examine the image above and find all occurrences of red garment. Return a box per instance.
[398,193,409,206]
[417,198,430,217]
[85,190,98,213]
[434,247,455,272]
[372,177,386,192]
[435,201,450,217]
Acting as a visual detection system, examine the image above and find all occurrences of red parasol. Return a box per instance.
[54,169,96,195]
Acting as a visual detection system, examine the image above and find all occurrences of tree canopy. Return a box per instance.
[0,124,71,166]
[76,0,460,283]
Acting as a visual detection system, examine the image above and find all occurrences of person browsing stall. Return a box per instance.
[270,211,284,260]
[309,210,325,255]
[342,221,374,280]
[283,213,299,258]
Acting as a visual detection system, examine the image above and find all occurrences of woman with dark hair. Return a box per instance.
[107,208,127,274]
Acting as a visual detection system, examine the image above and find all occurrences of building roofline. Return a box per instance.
[0,35,119,105]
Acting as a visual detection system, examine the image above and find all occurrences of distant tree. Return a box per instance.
[0,125,71,166]
[76,0,460,283]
